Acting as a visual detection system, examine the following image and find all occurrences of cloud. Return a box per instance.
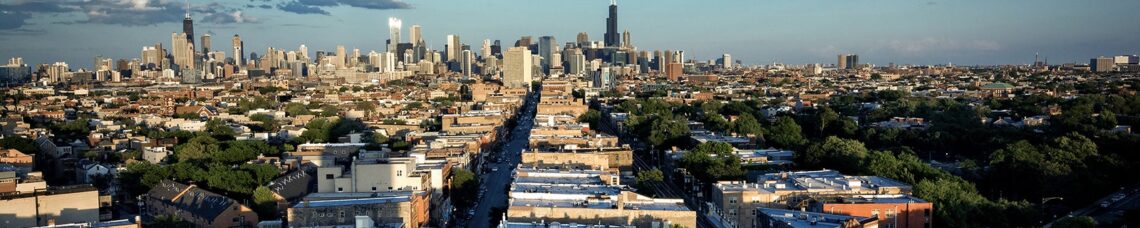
[883,38,1002,55]
[0,0,257,30]
[276,0,410,15]
[278,1,330,15]
[202,10,258,24]
[0,11,32,30]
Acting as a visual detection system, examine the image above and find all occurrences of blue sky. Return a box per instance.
[1,0,1138,69]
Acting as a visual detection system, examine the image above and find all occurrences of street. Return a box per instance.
[458,89,539,227]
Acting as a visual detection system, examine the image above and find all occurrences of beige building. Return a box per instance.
[506,168,696,227]
[504,47,534,88]
[288,191,430,228]
[0,185,100,227]
[711,170,912,228]
[317,156,431,193]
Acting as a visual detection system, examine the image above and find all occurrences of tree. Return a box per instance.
[1052,216,1095,228]
[647,115,690,148]
[214,140,276,164]
[285,102,310,116]
[635,168,665,196]
[249,114,277,132]
[766,116,806,148]
[799,136,869,173]
[450,169,480,207]
[206,164,257,195]
[252,186,280,219]
[679,142,743,182]
[298,118,333,143]
[0,137,37,155]
[174,135,220,164]
[121,162,170,196]
[578,110,603,129]
[206,119,236,139]
[730,113,764,138]
[242,163,280,186]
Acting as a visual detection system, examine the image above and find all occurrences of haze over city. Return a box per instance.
[0,0,1138,228]
[2,0,1140,68]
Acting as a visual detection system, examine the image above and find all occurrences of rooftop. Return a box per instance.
[758,208,876,228]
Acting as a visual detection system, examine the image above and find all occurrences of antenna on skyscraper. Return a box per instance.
[185,0,191,19]
[611,0,616,6]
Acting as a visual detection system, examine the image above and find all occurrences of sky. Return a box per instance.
[1,0,1139,69]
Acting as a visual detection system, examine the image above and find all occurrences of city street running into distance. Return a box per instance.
[461,87,540,227]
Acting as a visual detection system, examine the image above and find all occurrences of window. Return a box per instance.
[372,187,377,191]
[337,187,343,192]
[728,197,738,204]
[751,196,760,204]
[397,170,403,177]
[871,209,880,218]
[326,174,334,179]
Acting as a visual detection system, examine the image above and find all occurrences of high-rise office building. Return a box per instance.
[567,48,586,76]
[172,32,195,70]
[491,40,503,57]
[482,39,492,58]
[388,17,402,53]
[577,32,589,47]
[201,33,211,54]
[232,35,243,66]
[721,54,733,69]
[141,44,165,69]
[446,35,461,62]
[605,0,620,47]
[538,36,558,73]
[1091,56,1114,72]
[846,54,859,69]
[516,36,533,48]
[335,45,347,68]
[622,30,631,49]
[298,44,309,61]
[504,47,533,88]
[461,50,474,77]
[409,25,422,46]
[837,54,849,69]
[182,3,194,48]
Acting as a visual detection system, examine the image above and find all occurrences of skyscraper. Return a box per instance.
[172,32,194,70]
[409,25,422,46]
[388,17,402,53]
[621,30,631,49]
[201,33,211,54]
[577,32,589,47]
[837,54,848,70]
[232,35,244,66]
[446,35,461,62]
[1091,56,1114,72]
[482,39,492,58]
[182,1,194,48]
[504,47,533,88]
[605,0,620,47]
[538,36,558,73]
[721,54,733,69]
[846,54,859,69]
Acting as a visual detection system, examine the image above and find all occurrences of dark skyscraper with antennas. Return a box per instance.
[605,0,619,47]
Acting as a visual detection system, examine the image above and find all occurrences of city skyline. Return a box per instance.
[1,0,1140,68]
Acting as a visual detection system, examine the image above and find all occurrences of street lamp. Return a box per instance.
[1040,197,1064,224]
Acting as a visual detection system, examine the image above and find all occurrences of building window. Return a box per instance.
[372,187,377,191]
[397,170,403,176]
[871,209,880,218]
[751,196,760,203]
[326,174,334,179]
[337,187,343,192]
[728,197,737,204]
